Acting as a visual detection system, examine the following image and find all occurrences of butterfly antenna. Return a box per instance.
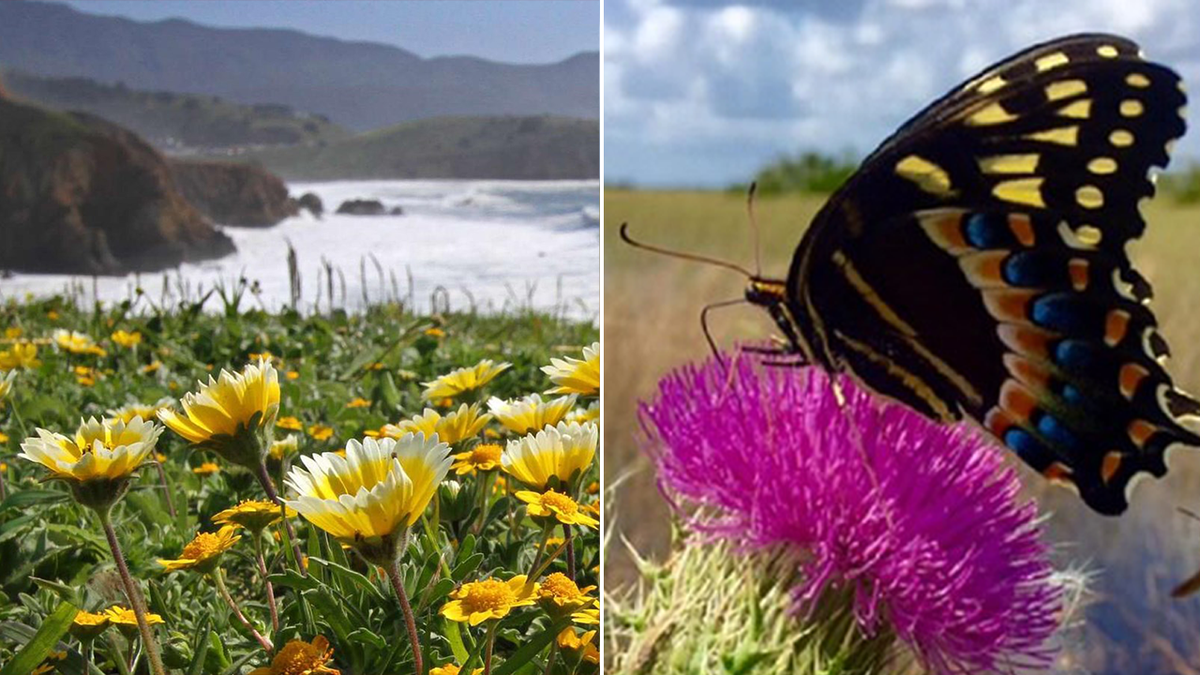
[620,223,754,278]
[747,181,762,277]
[700,297,746,373]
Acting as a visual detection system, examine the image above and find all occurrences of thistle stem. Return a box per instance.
[386,558,424,675]
[212,568,274,654]
[562,523,575,581]
[255,460,307,577]
[97,509,166,675]
[153,460,176,518]
[252,531,280,634]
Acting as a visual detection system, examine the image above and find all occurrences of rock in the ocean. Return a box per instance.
[297,192,324,218]
[0,96,235,275]
[335,199,386,216]
[170,159,298,227]
[389,206,404,216]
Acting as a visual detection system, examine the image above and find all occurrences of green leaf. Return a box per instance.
[186,617,212,675]
[30,577,78,605]
[306,557,387,602]
[491,619,571,675]
[127,491,172,527]
[451,552,485,581]
[444,617,471,663]
[0,489,66,512]
[0,601,77,675]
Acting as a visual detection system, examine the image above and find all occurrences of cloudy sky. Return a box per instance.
[605,0,1200,187]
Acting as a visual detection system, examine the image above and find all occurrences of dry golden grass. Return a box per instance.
[604,188,1200,673]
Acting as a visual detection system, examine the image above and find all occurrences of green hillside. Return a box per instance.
[0,68,350,150]
[242,114,599,180]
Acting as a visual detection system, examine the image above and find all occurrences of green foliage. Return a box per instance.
[1161,163,1200,204]
[0,294,598,674]
[731,151,859,196]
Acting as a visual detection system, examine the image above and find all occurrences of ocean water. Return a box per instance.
[0,180,600,319]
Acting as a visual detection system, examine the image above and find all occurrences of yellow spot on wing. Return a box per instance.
[1076,225,1102,245]
[978,154,1039,174]
[1035,52,1070,72]
[1025,126,1078,146]
[1045,80,1087,101]
[1087,157,1117,174]
[1110,129,1134,147]
[966,102,1017,126]
[1126,73,1151,88]
[978,76,1007,94]
[895,155,954,196]
[1076,185,1104,209]
[1057,100,1091,119]
[1097,45,1119,58]
[1120,99,1144,117]
[993,178,1046,207]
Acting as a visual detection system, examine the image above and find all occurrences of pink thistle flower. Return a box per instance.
[640,352,1062,674]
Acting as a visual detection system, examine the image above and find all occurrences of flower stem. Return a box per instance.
[483,620,498,675]
[541,640,558,675]
[212,568,274,654]
[527,522,553,579]
[252,531,280,634]
[562,523,575,581]
[153,460,177,519]
[0,466,7,501]
[97,509,166,675]
[255,460,307,577]
[386,558,424,675]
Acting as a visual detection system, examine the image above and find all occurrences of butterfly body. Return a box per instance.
[747,33,1196,515]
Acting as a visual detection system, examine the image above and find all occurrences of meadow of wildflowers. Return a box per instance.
[0,292,599,675]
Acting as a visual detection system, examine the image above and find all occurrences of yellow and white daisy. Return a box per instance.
[269,434,300,462]
[53,329,106,356]
[440,575,539,626]
[19,416,161,483]
[542,342,599,396]
[487,394,577,435]
[158,358,279,467]
[383,403,491,445]
[502,421,597,490]
[565,400,600,425]
[106,397,175,425]
[158,526,241,573]
[421,360,510,400]
[284,434,451,561]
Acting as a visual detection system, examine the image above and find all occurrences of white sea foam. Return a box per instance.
[0,179,600,320]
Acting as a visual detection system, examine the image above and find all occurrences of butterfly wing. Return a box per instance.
[787,34,1194,514]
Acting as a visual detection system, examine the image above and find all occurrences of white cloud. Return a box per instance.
[605,0,1200,187]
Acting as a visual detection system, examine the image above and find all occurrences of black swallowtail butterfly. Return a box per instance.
[632,33,1195,516]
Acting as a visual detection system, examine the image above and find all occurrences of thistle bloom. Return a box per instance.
[384,404,491,445]
[488,394,577,434]
[516,489,598,529]
[542,342,600,396]
[158,526,241,573]
[450,443,503,475]
[284,434,452,559]
[158,358,280,468]
[421,359,511,400]
[214,499,297,532]
[441,575,539,625]
[501,421,597,490]
[54,329,106,356]
[641,354,1062,674]
[247,636,340,675]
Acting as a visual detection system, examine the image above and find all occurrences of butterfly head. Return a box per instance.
[744,278,787,307]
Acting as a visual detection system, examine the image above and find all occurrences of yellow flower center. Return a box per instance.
[470,444,502,465]
[182,532,226,561]
[460,579,517,614]
[270,639,331,675]
[540,490,578,515]
[540,572,583,600]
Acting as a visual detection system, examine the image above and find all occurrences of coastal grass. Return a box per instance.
[604,188,1200,673]
[0,293,599,674]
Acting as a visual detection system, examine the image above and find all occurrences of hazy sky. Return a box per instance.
[606,0,1200,187]
[56,0,599,64]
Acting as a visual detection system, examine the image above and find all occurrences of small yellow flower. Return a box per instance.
[4,327,21,339]
[19,417,161,483]
[284,435,451,555]
[277,416,304,431]
[106,605,164,628]
[502,421,597,490]
[346,397,371,408]
[308,424,334,441]
[158,525,241,573]
[424,327,446,338]
[572,606,600,625]
[450,443,503,475]
[487,394,577,435]
[0,370,13,407]
[365,362,386,371]
[0,341,40,370]
[46,310,60,321]
[440,575,539,626]
[384,404,491,445]
[421,360,511,400]
[53,329,106,356]
[429,665,482,675]
[30,650,67,675]
[142,361,162,374]
[557,627,599,664]
[247,636,340,675]
[158,359,280,467]
[286,370,300,380]
[269,435,300,461]
[193,462,221,476]
[213,499,296,532]
[586,480,599,495]
[70,609,111,640]
[516,489,598,528]
[111,330,142,348]
[0,461,7,471]
[542,342,599,396]
[75,365,98,387]
[538,572,597,616]
[107,397,175,425]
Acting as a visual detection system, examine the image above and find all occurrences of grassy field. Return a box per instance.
[0,293,599,675]
[604,188,1200,674]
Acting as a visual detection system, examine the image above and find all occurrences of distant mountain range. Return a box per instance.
[0,0,599,132]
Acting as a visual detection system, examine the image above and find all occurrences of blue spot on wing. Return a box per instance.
[1061,383,1086,405]
[1055,339,1099,372]
[1032,293,1091,333]
[964,213,1013,249]
[1036,413,1082,450]
[1003,251,1058,287]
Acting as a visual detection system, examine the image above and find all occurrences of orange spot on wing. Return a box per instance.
[1068,259,1089,291]
[1118,363,1150,400]
[983,290,1037,323]
[1105,310,1131,347]
[1128,419,1157,448]
[997,323,1055,358]
[1101,451,1123,484]
[999,379,1038,423]
[1008,213,1036,246]
[1043,461,1074,484]
[1003,353,1051,389]
[959,251,1007,286]
[920,211,969,252]
[985,407,1015,437]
